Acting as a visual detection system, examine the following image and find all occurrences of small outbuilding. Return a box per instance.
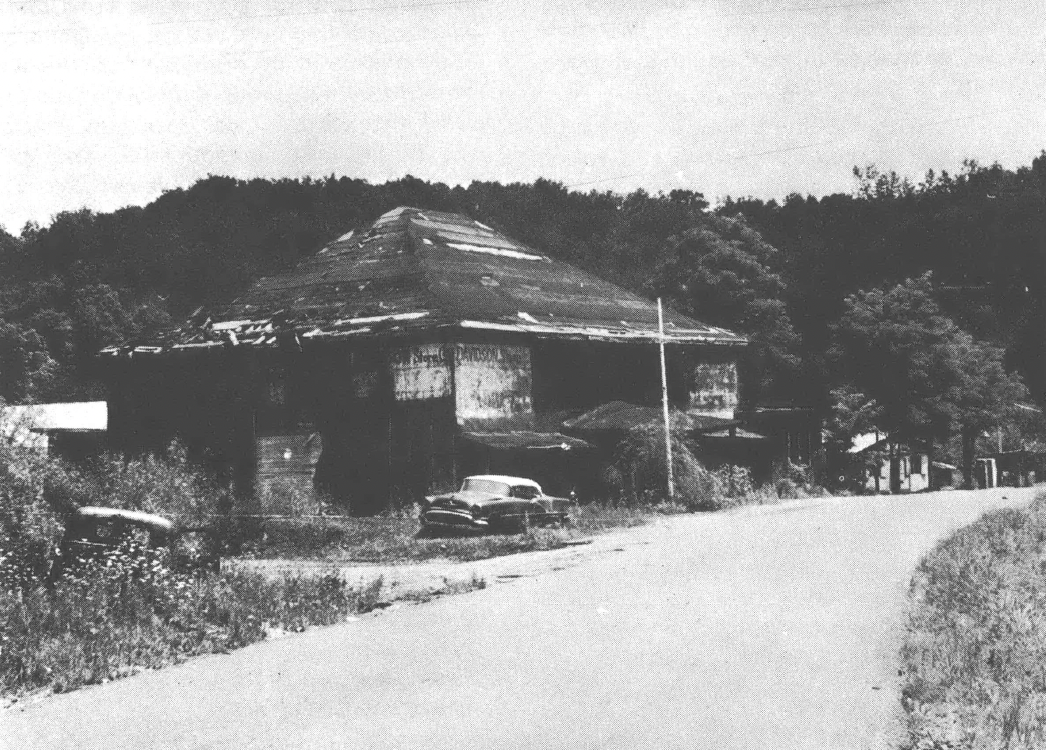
[847,431,929,494]
[0,401,108,461]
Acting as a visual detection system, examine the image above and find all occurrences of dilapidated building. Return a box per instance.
[101,207,747,514]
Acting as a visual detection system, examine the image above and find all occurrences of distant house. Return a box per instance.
[847,431,929,494]
[99,207,748,514]
[0,402,108,460]
[931,460,958,489]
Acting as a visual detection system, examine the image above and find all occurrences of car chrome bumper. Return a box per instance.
[420,510,488,528]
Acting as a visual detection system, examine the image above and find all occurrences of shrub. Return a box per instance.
[614,414,724,510]
[0,446,67,591]
[81,442,232,526]
[258,476,321,517]
[0,440,235,590]
[900,494,1046,749]
[0,540,382,697]
[613,416,791,511]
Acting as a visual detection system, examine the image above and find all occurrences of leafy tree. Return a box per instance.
[650,213,802,403]
[945,336,1029,488]
[831,273,1030,491]
[0,321,58,402]
[830,274,964,492]
[824,385,887,491]
[71,285,137,356]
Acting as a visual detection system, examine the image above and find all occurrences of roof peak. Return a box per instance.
[115,208,746,354]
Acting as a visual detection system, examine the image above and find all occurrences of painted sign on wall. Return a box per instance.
[689,361,739,418]
[391,344,451,401]
[454,344,532,427]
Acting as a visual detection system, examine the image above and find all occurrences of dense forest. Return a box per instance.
[1,154,1044,468]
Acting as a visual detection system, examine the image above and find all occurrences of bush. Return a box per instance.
[771,460,813,500]
[0,539,382,697]
[0,440,234,591]
[80,442,232,526]
[0,446,68,591]
[900,494,1046,749]
[258,476,321,517]
[613,416,790,511]
[614,414,724,510]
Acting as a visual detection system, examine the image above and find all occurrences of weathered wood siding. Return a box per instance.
[255,433,323,514]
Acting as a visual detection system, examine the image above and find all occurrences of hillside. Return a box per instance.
[1,154,1044,420]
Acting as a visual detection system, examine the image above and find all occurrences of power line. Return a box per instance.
[0,0,937,35]
[1,0,488,35]
[565,109,1015,190]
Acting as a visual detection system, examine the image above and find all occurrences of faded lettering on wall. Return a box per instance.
[454,344,532,427]
[391,344,451,401]
[689,361,738,418]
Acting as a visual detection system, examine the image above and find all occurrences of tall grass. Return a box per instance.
[0,440,232,589]
[0,542,382,697]
[901,493,1046,749]
[243,503,656,563]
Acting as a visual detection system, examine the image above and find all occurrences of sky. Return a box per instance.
[1,0,1044,232]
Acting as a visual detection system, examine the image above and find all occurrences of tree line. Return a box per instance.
[1,153,1044,484]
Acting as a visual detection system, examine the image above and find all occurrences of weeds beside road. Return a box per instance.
[243,502,656,563]
[0,545,385,700]
[0,505,658,701]
[902,491,1046,749]
[0,439,804,704]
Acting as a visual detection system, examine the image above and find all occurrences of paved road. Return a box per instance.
[3,487,1037,749]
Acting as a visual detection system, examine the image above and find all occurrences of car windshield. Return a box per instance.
[460,478,511,495]
[510,485,540,500]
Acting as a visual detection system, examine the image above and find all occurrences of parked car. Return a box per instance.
[420,475,572,534]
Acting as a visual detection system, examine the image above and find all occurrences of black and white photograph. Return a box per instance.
[2,0,1045,747]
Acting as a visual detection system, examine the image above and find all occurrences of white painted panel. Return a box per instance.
[454,344,532,424]
[689,361,739,418]
[391,344,451,401]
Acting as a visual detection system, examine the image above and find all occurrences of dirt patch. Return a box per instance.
[226,522,664,602]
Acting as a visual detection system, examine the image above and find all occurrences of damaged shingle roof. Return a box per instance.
[106,207,746,354]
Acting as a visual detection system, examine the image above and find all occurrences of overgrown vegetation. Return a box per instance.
[611,414,810,510]
[0,443,384,699]
[0,439,230,586]
[0,437,723,698]
[243,440,813,564]
[0,542,383,698]
[242,502,656,563]
[900,493,1046,748]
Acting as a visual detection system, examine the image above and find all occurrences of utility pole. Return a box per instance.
[658,298,674,500]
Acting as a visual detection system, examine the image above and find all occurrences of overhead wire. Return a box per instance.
[565,109,1018,190]
[1,0,940,35]
[0,0,489,34]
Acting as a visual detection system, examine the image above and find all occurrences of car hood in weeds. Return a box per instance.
[426,492,571,517]
[428,491,508,507]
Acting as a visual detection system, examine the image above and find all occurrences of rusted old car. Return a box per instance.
[420,475,573,534]
[47,506,217,582]
[47,506,173,581]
